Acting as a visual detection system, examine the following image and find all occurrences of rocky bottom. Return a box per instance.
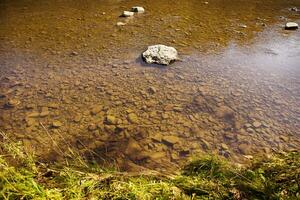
[1,33,299,171]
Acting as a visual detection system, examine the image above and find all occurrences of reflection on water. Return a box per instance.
[0,0,299,171]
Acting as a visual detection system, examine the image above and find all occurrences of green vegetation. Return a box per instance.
[0,133,299,200]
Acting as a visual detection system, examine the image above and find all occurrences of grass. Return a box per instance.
[0,132,299,200]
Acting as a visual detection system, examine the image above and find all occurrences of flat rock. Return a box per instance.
[142,44,178,65]
[52,120,62,128]
[162,135,180,146]
[131,6,145,13]
[285,22,298,30]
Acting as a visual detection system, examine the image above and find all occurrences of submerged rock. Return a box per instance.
[128,113,139,124]
[5,99,20,108]
[131,6,145,13]
[142,45,178,65]
[285,22,298,30]
[52,121,62,128]
[120,11,134,17]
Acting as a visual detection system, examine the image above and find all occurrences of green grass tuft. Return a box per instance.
[0,133,299,200]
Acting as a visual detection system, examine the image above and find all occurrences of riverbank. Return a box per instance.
[1,133,299,199]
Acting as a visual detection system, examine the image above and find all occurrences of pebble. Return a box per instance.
[27,112,40,118]
[117,22,126,26]
[88,124,97,131]
[121,11,134,17]
[25,104,35,109]
[252,121,262,128]
[74,115,82,123]
[162,135,180,146]
[25,118,36,127]
[131,6,145,13]
[128,113,139,124]
[52,121,62,128]
[238,143,251,155]
[40,107,49,117]
[220,143,229,150]
[70,51,78,56]
[106,115,118,125]
[6,99,20,107]
[148,86,157,94]
[91,105,103,115]
[290,7,298,12]
[285,22,298,30]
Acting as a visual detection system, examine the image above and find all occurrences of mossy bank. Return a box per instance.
[0,133,299,200]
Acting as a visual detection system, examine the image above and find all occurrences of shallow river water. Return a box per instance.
[0,0,300,172]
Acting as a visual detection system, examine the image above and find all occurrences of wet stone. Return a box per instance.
[40,107,49,117]
[200,139,211,150]
[238,143,251,155]
[27,112,40,118]
[252,121,262,128]
[220,143,229,151]
[91,105,103,115]
[149,152,165,160]
[106,115,118,125]
[6,99,21,107]
[148,86,157,94]
[128,113,139,124]
[25,118,36,127]
[74,115,82,123]
[142,45,179,65]
[88,124,97,131]
[52,120,62,128]
[25,104,35,109]
[48,103,59,109]
[162,135,180,146]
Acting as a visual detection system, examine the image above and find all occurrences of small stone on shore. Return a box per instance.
[131,6,145,13]
[285,22,298,30]
[117,22,126,26]
[120,11,134,17]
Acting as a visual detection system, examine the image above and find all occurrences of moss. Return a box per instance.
[0,135,299,200]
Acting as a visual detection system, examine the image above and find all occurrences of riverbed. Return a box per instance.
[0,0,299,172]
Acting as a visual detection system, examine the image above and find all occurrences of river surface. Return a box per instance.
[0,0,300,172]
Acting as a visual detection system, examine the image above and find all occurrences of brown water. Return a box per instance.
[0,0,300,172]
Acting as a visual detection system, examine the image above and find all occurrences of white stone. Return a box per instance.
[121,11,134,17]
[131,6,145,13]
[285,22,298,30]
[117,22,126,26]
[142,44,179,65]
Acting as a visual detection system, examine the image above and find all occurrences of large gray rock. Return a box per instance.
[142,44,178,65]
[285,22,298,30]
